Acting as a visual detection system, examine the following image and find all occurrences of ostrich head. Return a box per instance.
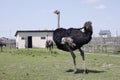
[84,21,93,33]
[54,10,60,14]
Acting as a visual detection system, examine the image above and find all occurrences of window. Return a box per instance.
[41,37,46,39]
[21,37,25,40]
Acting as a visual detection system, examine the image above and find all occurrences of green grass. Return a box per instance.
[0,48,120,80]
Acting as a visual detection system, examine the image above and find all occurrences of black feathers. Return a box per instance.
[53,21,93,51]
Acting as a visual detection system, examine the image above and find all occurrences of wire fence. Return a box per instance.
[83,36,120,54]
[3,36,120,54]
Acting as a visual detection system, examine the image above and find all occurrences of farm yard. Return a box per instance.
[0,48,120,80]
[0,0,120,80]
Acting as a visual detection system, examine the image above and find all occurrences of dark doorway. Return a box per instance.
[28,36,32,48]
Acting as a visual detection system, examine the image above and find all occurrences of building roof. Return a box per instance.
[15,30,54,36]
[99,30,111,35]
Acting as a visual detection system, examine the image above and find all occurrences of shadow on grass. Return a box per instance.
[66,69,105,74]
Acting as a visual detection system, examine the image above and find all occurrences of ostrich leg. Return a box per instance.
[1,46,2,52]
[79,48,88,74]
[70,50,77,73]
[66,45,77,73]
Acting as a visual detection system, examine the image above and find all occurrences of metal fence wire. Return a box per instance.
[83,37,120,54]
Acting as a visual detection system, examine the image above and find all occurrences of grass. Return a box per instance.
[0,48,120,80]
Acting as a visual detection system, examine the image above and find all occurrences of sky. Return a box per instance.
[0,0,120,38]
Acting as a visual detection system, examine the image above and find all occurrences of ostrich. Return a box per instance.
[53,21,93,74]
[0,41,6,52]
[46,40,54,52]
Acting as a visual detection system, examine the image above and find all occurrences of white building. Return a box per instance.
[15,30,54,49]
[99,30,111,38]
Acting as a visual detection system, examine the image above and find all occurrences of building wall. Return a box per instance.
[16,31,53,49]
[16,33,26,48]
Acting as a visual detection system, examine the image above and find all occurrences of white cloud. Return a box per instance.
[81,0,106,10]
[81,0,99,4]
[95,4,106,9]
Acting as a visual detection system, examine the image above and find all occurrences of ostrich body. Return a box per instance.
[46,40,53,52]
[53,21,93,73]
[0,41,6,52]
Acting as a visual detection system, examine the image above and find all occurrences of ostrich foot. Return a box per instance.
[73,69,77,74]
[83,69,88,74]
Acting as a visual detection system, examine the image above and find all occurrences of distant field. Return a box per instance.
[0,48,120,80]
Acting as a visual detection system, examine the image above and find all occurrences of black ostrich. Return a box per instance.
[53,21,93,74]
[46,40,54,52]
[0,41,6,52]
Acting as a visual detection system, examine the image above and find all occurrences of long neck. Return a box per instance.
[84,27,93,36]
